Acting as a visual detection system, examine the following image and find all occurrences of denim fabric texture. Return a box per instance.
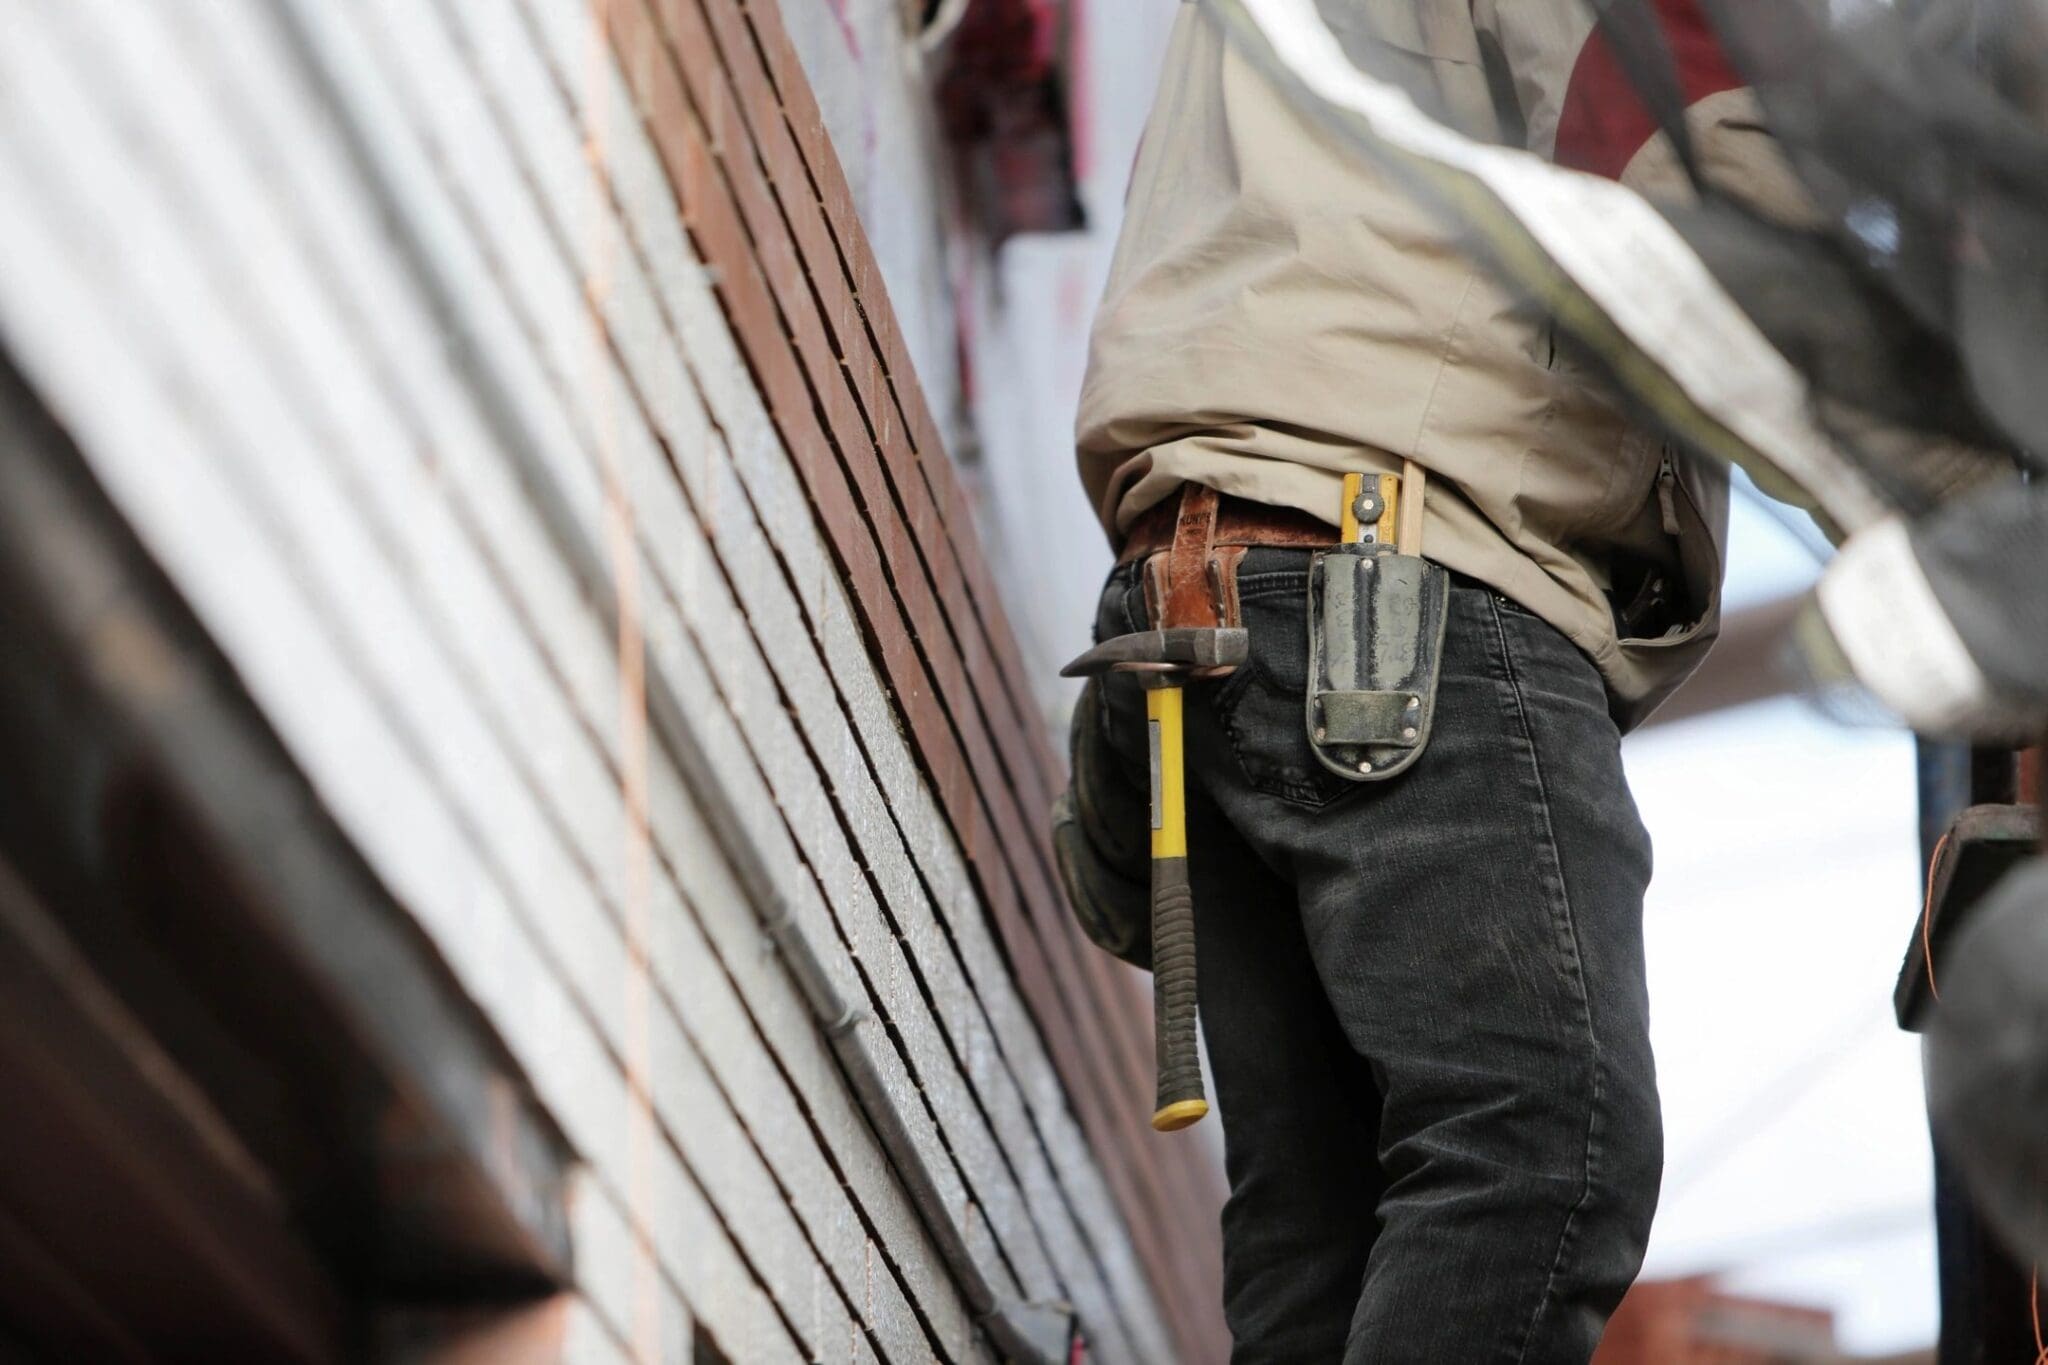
[1092,548,1662,1364]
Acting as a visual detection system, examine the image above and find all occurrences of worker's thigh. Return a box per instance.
[1092,558,1388,1357]
[1103,549,1662,1362]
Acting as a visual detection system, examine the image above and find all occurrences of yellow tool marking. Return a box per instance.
[1343,471,1403,546]
[1148,685,1188,859]
[1376,472,1401,546]
[1340,471,1364,544]
[1153,1098,1210,1132]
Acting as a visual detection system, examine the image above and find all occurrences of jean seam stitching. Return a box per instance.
[1489,595,1604,1365]
[1233,571,1308,599]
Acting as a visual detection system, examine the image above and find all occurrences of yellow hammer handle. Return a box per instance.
[1146,684,1207,1131]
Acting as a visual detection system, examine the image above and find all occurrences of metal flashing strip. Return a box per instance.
[0,359,577,1316]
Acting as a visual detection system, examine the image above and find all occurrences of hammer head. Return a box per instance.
[1060,627,1249,678]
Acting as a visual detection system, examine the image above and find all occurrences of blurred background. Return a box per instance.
[0,0,2030,1361]
[1626,493,1931,1360]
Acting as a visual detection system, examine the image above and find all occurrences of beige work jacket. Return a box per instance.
[1077,0,1805,729]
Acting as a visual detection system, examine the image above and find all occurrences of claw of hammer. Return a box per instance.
[1060,627,1249,678]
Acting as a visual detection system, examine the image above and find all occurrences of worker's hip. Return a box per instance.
[1089,545,1622,809]
[1053,530,1642,987]
[1180,584,1660,1358]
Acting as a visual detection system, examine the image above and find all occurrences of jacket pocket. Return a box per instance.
[1321,0,1485,126]
[1350,0,1482,64]
[1618,453,1725,669]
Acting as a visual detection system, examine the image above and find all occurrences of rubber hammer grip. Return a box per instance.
[1150,855,1207,1130]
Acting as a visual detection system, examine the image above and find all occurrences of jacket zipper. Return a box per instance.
[1656,449,1683,537]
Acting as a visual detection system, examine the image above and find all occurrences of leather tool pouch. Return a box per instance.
[1140,495,1246,641]
[1052,676,1154,969]
[1306,544,1450,781]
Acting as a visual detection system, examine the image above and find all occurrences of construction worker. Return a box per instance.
[1054,2,1999,1359]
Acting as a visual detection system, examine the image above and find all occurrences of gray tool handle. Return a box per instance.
[1150,856,1208,1131]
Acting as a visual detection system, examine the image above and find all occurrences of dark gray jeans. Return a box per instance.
[1093,549,1661,1364]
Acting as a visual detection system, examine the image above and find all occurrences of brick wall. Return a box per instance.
[1595,1278,1860,1365]
[0,0,1223,1360]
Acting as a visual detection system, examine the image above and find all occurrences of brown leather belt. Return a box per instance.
[1116,486,1336,566]
[1118,485,1337,635]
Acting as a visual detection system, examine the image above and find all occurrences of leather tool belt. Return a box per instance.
[1120,486,1331,642]
[1119,482,1450,784]
[1117,488,1334,566]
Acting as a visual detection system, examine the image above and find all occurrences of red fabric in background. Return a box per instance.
[937,0,1084,238]
[1554,0,1744,181]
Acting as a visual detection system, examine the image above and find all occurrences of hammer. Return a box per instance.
[1062,626,1247,1130]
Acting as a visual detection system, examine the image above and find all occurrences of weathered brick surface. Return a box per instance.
[605,0,1226,1346]
[0,0,1221,1357]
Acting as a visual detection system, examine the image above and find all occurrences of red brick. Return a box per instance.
[689,0,1066,824]
[621,5,1230,1347]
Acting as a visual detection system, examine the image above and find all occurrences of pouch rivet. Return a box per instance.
[1314,726,1327,742]
[1358,759,1374,774]
[1402,727,1418,740]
